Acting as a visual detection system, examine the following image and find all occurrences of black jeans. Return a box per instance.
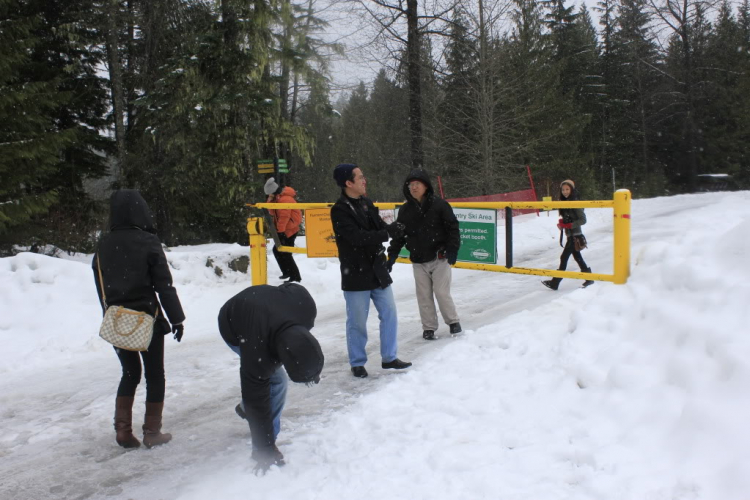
[115,332,165,402]
[552,237,589,284]
[272,233,301,281]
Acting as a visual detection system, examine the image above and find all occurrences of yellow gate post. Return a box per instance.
[247,217,267,285]
[613,189,631,284]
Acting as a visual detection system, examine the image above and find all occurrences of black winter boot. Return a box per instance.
[235,403,247,420]
[114,396,141,449]
[542,278,561,290]
[351,366,368,378]
[582,267,594,288]
[449,323,462,334]
[423,330,436,340]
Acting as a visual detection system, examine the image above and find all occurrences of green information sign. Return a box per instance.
[396,207,497,264]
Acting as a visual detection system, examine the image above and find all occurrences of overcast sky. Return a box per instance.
[320,0,604,99]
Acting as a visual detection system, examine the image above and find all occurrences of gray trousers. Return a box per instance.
[412,258,459,331]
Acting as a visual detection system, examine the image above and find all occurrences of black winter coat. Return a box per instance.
[331,193,392,291]
[218,283,320,450]
[558,187,587,239]
[387,169,460,264]
[92,190,185,336]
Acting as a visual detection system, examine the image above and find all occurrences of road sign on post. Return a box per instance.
[305,209,338,257]
[257,158,289,174]
[454,208,497,264]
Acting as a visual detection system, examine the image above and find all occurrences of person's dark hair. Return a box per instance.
[333,163,358,188]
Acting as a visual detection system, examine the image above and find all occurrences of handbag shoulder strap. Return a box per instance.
[96,253,108,309]
[96,253,161,320]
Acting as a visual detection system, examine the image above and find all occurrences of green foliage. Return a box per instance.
[4,0,750,251]
[0,0,109,239]
[122,0,313,244]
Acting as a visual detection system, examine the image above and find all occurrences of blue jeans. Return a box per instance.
[343,285,398,367]
[225,341,288,441]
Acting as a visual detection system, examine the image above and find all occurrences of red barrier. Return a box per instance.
[448,189,538,218]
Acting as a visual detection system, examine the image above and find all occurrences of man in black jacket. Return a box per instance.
[218,283,324,472]
[330,163,412,378]
[387,169,462,340]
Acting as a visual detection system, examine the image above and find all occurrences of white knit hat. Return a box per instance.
[264,177,280,195]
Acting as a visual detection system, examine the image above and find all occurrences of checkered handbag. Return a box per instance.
[96,255,156,351]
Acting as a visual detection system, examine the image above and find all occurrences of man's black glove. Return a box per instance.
[252,445,286,474]
[386,256,397,273]
[385,222,405,239]
[446,248,458,265]
[172,323,184,342]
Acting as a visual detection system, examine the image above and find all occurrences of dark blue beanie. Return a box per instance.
[333,163,357,188]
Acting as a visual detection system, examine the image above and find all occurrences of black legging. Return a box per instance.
[551,237,589,284]
[272,233,301,281]
[115,332,165,402]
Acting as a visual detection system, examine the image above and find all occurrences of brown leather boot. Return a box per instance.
[114,396,141,449]
[142,401,172,448]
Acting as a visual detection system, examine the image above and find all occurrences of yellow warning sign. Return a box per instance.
[305,209,338,258]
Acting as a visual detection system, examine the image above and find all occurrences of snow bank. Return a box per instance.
[0,244,254,374]
[1,192,748,500]
[176,192,750,500]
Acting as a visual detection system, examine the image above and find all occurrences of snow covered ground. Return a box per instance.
[1,191,749,500]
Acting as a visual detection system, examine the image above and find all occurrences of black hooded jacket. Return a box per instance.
[330,193,392,291]
[387,169,460,264]
[218,283,323,450]
[92,190,185,335]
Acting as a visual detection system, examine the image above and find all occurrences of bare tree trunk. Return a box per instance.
[478,0,493,194]
[649,0,710,192]
[680,22,699,192]
[279,0,292,122]
[221,0,238,45]
[126,0,135,134]
[406,0,424,169]
[637,63,651,193]
[105,0,126,184]
[290,0,315,123]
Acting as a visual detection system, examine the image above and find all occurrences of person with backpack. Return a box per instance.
[264,177,302,283]
[542,179,594,290]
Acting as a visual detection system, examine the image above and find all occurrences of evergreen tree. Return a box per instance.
[0,0,110,245]
[609,0,664,195]
[0,0,61,234]
[504,0,586,195]
[124,0,312,244]
[652,0,713,191]
[294,83,341,202]
[438,7,479,193]
[336,82,371,166]
[700,1,750,185]
[572,4,604,185]
[366,69,410,199]
[593,0,618,190]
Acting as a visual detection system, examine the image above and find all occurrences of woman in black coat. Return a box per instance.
[93,190,185,449]
[542,180,594,290]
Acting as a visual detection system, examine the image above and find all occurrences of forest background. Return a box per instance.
[1,0,749,252]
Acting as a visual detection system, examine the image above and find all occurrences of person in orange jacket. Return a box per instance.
[264,177,302,282]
